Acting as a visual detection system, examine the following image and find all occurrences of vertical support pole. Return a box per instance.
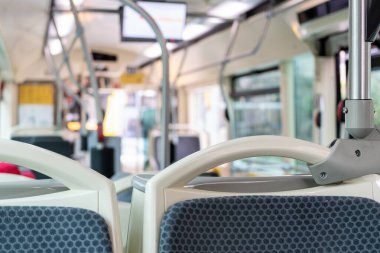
[219,20,240,139]
[119,0,171,169]
[55,79,64,129]
[348,0,371,100]
[171,48,188,126]
[44,47,67,130]
[52,18,81,93]
[69,0,104,144]
[44,46,82,106]
[58,36,78,72]
[345,0,374,139]
[51,17,87,134]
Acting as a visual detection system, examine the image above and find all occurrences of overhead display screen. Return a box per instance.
[121,1,187,42]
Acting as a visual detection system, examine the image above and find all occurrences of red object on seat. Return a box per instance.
[0,162,20,175]
[20,171,36,179]
[97,123,105,143]
[337,100,345,123]
[0,162,36,179]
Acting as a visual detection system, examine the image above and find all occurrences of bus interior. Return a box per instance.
[0,0,379,252]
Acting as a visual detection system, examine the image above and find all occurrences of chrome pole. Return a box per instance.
[44,46,83,110]
[119,0,171,169]
[45,47,82,104]
[345,0,374,139]
[58,35,78,72]
[51,16,88,135]
[219,19,240,139]
[348,0,371,99]
[51,17,85,96]
[70,0,104,144]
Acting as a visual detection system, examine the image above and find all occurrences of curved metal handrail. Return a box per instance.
[119,0,171,169]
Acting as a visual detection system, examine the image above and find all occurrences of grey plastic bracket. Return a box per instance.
[309,128,380,185]
[344,99,374,138]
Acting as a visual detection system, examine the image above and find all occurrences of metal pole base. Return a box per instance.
[344,99,374,138]
[309,127,380,185]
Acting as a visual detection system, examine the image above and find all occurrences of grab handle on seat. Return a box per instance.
[0,139,109,190]
[147,136,329,190]
[143,136,330,253]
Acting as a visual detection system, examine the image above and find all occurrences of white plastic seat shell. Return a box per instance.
[143,135,380,253]
[0,174,32,182]
[114,174,134,250]
[0,139,123,253]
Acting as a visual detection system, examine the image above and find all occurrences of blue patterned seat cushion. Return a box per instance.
[159,196,380,253]
[0,206,112,253]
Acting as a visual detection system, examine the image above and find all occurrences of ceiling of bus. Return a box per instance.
[0,0,50,82]
[0,0,293,82]
[0,0,267,81]
[64,0,268,66]
[0,0,244,81]
[81,0,226,13]
[75,0,238,54]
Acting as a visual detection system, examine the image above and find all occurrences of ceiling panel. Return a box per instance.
[77,0,227,58]
[80,12,147,53]
[78,0,228,56]
[80,0,225,14]
[0,0,51,81]
[0,0,268,81]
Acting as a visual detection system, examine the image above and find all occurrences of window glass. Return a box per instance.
[232,68,282,137]
[188,85,227,146]
[233,93,282,137]
[293,53,315,141]
[371,70,380,125]
[231,67,289,175]
[229,60,315,176]
[234,69,280,94]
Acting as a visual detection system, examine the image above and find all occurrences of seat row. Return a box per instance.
[3,136,380,253]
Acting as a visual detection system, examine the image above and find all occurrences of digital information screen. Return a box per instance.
[121,1,187,42]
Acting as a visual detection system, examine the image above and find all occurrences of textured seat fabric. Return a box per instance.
[0,206,112,253]
[160,196,380,253]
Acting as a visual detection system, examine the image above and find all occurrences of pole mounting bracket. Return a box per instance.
[309,128,380,184]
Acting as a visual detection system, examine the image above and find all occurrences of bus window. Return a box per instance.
[231,67,282,137]
[293,53,315,141]
[230,67,296,176]
[371,70,380,125]
[188,85,227,146]
[228,62,314,177]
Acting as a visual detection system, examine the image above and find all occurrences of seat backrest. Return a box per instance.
[142,136,380,253]
[87,131,122,173]
[0,206,112,252]
[159,195,380,253]
[0,139,123,252]
[149,125,204,171]
[153,135,200,170]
